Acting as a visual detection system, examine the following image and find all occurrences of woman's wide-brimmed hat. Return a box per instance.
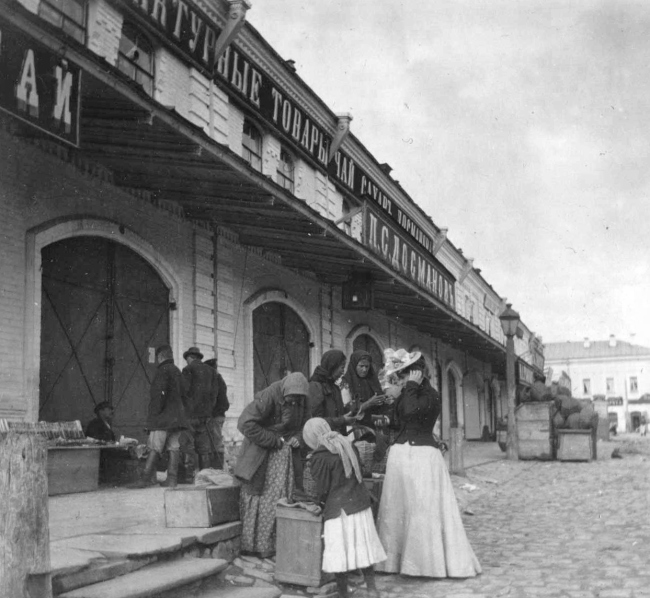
[382,348,422,376]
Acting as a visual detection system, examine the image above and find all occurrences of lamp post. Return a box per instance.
[499,303,520,460]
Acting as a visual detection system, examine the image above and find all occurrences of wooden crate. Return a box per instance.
[515,402,554,460]
[557,430,593,462]
[275,505,333,587]
[164,485,240,528]
[47,446,101,496]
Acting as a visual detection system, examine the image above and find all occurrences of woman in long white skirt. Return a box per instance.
[375,349,482,578]
[304,418,386,598]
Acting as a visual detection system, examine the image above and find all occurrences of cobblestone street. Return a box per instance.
[369,439,650,598]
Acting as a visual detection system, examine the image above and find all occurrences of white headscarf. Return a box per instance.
[303,417,362,483]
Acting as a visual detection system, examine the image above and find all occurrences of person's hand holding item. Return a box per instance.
[408,370,423,385]
[285,436,300,448]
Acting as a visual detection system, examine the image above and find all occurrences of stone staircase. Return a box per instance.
[48,521,282,598]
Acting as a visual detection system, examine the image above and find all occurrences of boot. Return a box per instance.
[210,452,224,470]
[160,450,180,488]
[198,453,211,472]
[335,573,349,598]
[128,451,158,489]
[179,452,195,485]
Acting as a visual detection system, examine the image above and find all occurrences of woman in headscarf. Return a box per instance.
[304,418,386,598]
[308,350,354,435]
[341,350,385,429]
[234,372,310,557]
[375,348,481,578]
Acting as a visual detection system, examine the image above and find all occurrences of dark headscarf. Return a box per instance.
[341,350,382,403]
[310,349,346,384]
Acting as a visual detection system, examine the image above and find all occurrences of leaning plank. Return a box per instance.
[0,431,52,598]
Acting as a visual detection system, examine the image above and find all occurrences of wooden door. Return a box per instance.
[252,302,310,393]
[448,370,459,428]
[39,237,169,440]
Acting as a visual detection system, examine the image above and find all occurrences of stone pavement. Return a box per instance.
[366,437,650,598]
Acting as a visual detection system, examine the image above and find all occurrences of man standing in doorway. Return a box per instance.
[182,347,220,477]
[204,358,230,470]
[130,344,189,488]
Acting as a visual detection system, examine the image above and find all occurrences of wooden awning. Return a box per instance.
[5,4,507,373]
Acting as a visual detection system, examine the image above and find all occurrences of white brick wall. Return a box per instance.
[156,51,191,117]
[87,0,122,66]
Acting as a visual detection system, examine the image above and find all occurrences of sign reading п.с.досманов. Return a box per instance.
[363,203,456,308]
[0,19,81,147]
[117,0,445,273]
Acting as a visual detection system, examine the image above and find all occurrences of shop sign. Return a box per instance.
[517,361,534,387]
[362,203,455,308]
[119,0,438,259]
[0,21,81,147]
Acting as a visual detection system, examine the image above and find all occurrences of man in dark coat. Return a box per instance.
[181,347,220,476]
[85,401,116,442]
[130,344,189,488]
[204,358,230,470]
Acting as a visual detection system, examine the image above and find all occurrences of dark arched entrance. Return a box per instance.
[252,302,310,393]
[39,237,170,440]
[448,369,459,428]
[352,334,383,371]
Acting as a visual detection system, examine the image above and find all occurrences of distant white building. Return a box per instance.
[544,336,650,432]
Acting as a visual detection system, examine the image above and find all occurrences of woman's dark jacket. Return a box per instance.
[309,446,372,521]
[392,378,441,447]
[147,359,189,431]
[309,367,347,434]
[341,350,385,428]
[234,374,310,493]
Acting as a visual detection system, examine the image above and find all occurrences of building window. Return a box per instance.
[606,377,615,394]
[341,199,352,235]
[277,148,294,192]
[582,379,591,395]
[38,0,86,44]
[117,22,154,96]
[630,377,638,393]
[242,120,262,171]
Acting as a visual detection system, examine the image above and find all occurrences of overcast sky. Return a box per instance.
[247,1,650,348]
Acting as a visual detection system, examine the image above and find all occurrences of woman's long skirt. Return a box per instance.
[240,444,294,557]
[322,507,387,573]
[376,443,482,578]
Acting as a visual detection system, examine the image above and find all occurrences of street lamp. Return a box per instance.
[499,303,520,460]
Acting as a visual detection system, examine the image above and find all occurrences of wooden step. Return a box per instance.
[197,587,282,598]
[58,558,228,598]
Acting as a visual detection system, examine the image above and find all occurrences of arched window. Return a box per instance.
[242,120,262,171]
[39,0,86,43]
[252,302,310,392]
[117,22,154,96]
[277,148,295,192]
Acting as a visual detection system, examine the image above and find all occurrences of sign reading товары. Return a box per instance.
[120,0,443,264]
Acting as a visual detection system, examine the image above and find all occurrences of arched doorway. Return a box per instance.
[448,369,459,428]
[252,302,310,393]
[352,333,384,371]
[39,237,170,441]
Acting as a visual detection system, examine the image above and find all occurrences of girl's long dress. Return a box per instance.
[240,444,294,557]
[376,442,482,578]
